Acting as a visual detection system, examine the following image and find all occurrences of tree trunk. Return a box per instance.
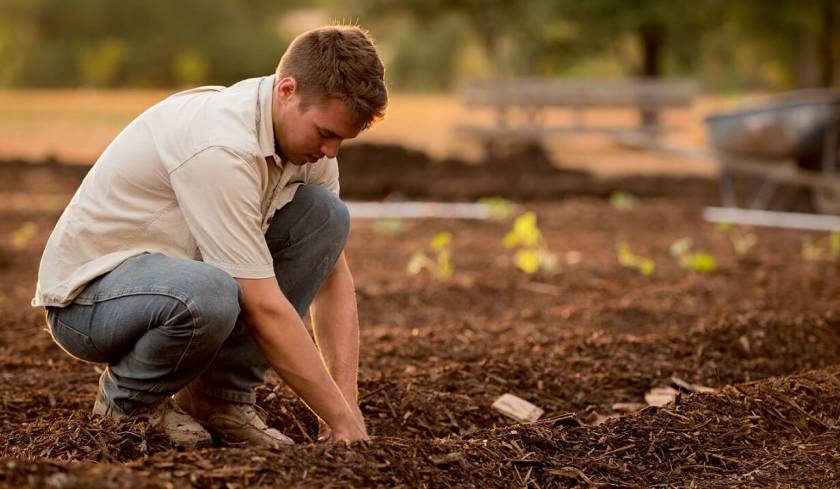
[817,0,836,87]
[638,22,664,78]
[637,23,665,129]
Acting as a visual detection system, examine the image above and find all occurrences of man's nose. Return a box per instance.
[321,139,341,159]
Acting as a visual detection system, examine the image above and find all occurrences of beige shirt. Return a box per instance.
[33,75,339,307]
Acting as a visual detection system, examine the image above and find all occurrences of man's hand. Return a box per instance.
[311,253,366,442]
[236,276,368,443]
[321,403,366,443]
[318,403,365,442]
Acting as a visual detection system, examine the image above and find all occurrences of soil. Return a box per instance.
[1,146,838,488]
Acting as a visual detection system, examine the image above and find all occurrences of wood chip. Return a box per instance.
[583,411,617,426]
[430,452,464,466]
[492,394,544,422]
[612,402,647,414]
[644,387,679,407]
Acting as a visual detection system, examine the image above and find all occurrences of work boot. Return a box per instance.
[92,394,213,450]
[174,385,294,448]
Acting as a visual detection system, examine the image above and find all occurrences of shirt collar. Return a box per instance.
[257,75,283,167]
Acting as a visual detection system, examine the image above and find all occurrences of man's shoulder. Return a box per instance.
[145,77,267,163]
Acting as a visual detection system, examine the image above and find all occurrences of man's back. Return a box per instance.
[33,76,338,307]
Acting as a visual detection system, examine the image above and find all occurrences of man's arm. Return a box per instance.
[236,276,367,442]
[310,252,360,406]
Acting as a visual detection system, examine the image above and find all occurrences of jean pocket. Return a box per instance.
[49,314,109,364]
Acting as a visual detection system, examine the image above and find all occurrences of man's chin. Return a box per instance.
[287,155,310,166]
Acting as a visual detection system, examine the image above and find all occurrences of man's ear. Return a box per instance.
[276,77,298,99]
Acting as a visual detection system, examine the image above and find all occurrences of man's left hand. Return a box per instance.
[318,402,364,442]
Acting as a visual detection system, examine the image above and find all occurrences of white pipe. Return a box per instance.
[347,202,490,220]
[703,206,840,231]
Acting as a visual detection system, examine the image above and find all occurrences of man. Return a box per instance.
[32,25,387,449]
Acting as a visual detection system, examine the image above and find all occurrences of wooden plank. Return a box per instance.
[703,206,840,231]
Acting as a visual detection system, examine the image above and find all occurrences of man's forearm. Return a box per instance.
[311,254,360,403]
[246,294,356,427]
[236,277,366,441]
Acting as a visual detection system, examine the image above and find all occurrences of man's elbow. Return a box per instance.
[236,277,298,330]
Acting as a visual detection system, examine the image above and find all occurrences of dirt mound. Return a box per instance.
[338,142,717,201]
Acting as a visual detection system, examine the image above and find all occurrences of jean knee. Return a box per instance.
[185,266,241,343]
[296,185,351,243]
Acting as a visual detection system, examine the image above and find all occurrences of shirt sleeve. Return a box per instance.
[306,157,340,195]
[169,147,275,279]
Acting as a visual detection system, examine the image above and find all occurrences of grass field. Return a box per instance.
[0,88,758,176]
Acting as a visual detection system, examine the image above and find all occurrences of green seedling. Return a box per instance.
[478,197,518,220]
[10,222,38,250]
[715,222,756,258]
[679,253,717,273]
[503,212,557,274]
[802,231,840,262]
[617,242,655,276]
[609,191,639,211]
[669,236,717,273]
[407,232,454,279]
[372,218,405,236]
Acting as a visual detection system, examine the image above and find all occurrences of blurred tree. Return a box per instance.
[79,38,127,87]
[726,0,838,88]
[7,0,295,87]
[555,1,717,79]
[0,0,834,90]
[0,0,37,85]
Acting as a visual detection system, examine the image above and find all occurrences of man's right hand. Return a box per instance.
[236,277,367,443]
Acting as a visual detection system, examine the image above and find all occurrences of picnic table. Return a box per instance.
[453,78,697,153]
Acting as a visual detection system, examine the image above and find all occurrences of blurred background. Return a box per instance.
[0,0,837,177]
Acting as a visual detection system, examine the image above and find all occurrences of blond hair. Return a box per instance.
[276,25,387,130]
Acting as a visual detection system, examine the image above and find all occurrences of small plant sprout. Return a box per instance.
[372,218,405,236]
[668,237,694,257]
[617,242,655,276]
[10,222,38,250]
[801,231,840,262]
[407,232,454,279]
[668,236,717,273]
[503,212,557,274]
[478,197,518,220]
[608,191,639,211]
[715,222,757,258]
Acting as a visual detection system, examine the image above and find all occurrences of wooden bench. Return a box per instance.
[453,78,697,150]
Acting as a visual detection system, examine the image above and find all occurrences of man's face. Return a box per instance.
[273,79,361,166]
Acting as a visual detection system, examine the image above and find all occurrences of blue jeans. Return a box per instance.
[45,185,350,414]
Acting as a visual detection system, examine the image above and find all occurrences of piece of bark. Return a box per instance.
[690,384,717,393]
[644,387,679,407]
[583,411,617,426]
[670,376,717,394]
[670,376,695,393]
[492,394,544,422]
[612,402,647,414]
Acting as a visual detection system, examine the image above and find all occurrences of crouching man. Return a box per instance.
[31,25,387,449]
